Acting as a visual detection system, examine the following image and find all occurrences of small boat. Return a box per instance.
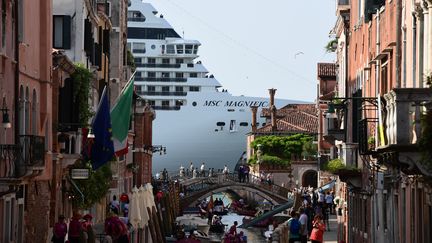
[233,207,257,217]
[209,224,226,233]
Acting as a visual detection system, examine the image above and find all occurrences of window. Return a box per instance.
[189,86,199,92]
[148,100,155,106]
[190,73,197,78]
[175,86,183,92]
[176,58,184,64]
[176,44,184,54]
[229,120,237,132]
[53,15,71,49]
[147,58,156,64]
[167,45,175,54]
[136,71,142,77]
[193,45,199,54]
[161,72,170,78]
[240,122,249,127]
[127,43,131,51]
[380,57,389,94]
[127,11,146,22]
[134,58,142,64]
[162,86,170,92]
[162,58,170,64]
[175,100,184,106]
[185,44,193,54]
[162,100,170,107]
[147,86,155,92]
[176,73,184,78]
[147,72,156,78]
[133,43,145,53]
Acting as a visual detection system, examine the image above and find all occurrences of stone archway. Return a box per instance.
[302,169,317,188]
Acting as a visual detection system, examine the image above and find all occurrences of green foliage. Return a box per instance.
[419,111,432,169]
[127,49,136,72]
[71,63,93,126]
[260,155,290,166]
[322,158,359,173]
[367,136,375,145]
[325,39,338,53]
[251,134,313,161]
[69,161,113,209]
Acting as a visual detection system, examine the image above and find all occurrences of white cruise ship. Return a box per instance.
[128,0,303,173]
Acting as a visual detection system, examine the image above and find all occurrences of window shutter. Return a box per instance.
[62,15,71,49]
[84,19,92,56]
[103,29,110,55]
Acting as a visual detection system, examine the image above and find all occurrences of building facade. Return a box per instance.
[323,1,432,242]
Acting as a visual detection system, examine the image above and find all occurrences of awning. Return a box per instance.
[318,180,336,192]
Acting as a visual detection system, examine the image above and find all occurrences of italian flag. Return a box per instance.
[110,75,134,156]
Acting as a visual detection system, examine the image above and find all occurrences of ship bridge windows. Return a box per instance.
[127,27,180,39]
[176,45,184,54]
[167,45,175,54]
[128,11,146,22]
[132,42,146,53]
[193,45,199,54]
[189,86,199,92]
[185,45,193,54]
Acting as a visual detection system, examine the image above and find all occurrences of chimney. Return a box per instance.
[251,106,258,132]
[268,88,277,132]
[269,88,277,107]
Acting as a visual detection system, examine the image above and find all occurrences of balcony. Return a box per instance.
[376,88,432,176]
[0,145,21,179]
[136,63,181,68]
[152,105,181,111]
[137,91,187,96]
[19,135,45,168]
[135,77,187,82]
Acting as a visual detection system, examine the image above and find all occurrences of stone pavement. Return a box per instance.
[323,214,338,243]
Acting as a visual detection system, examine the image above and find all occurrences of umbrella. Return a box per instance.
[138,185,150,228]
[129,186,141,229]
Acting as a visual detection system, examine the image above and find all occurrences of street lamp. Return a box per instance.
[325,102,338,119]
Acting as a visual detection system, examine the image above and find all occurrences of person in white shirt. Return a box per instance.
[298,208,308,243]
[200,162,205,177]
[325,191,334,214]
[318,190,325,208]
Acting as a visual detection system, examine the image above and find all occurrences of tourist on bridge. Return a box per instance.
[238,165,244,182]
[309,214,326,243]
[200,162,206,177]
[189,162,194,176]
[180,165,185,178]
[244,165,250,183]
[192,168,197,178]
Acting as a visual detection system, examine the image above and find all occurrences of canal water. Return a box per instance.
[207,192,268,243]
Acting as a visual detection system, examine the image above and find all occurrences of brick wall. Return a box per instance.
[25,181,51,243]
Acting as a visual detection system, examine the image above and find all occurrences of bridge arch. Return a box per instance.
[192,185,279,207]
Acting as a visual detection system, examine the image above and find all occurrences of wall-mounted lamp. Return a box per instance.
[1,97,11,129]
[87,128,95,139]
[325,103,338,119]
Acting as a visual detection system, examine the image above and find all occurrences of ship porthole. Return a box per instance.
[151,44,156,49]
[192,102,197,106]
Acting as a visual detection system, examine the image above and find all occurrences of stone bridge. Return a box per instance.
[178,173,291,209]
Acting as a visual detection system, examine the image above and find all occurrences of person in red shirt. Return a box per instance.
[309,215,326,243]
[52,215,67,243]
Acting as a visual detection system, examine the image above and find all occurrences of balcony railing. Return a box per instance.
[0,145,21,178]
[136,63,181,68]
[152,106,181,111]
[19,135,45,167]
[137,91,187,96]
[135,77,187,82]
[382,88,432,147]
[358,118,378,155]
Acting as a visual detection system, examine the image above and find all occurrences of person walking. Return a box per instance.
[200,162,205,177]
[287,211,301,243]
[68,213,82,243]
[244,165,250,183]
[52,215,67,243]
[298,208,309,243]
[325,191,334,214]
[309,215,326,243]
[189,162,194,176]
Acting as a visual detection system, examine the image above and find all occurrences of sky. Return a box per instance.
[145,0,337,102]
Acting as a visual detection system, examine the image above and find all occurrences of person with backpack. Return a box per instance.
[298,208,309,243]
[287,211,300,243]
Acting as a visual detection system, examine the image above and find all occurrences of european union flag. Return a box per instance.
[91,86,114,170]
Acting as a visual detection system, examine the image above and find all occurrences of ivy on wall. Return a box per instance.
[70,63,93,126]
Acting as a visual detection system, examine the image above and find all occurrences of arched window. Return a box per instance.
[19,85,24,135]
[32,89,38,134]
[25,87,30,134]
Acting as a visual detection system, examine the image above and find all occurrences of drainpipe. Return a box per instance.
[419,5,425,87]
[402,7,407,88]
[14,0,20,145]
[422,2,429,86]
[396,0,402,88]
[428,1,432,75]
[412,11,417,88]
[251,106,258,133]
